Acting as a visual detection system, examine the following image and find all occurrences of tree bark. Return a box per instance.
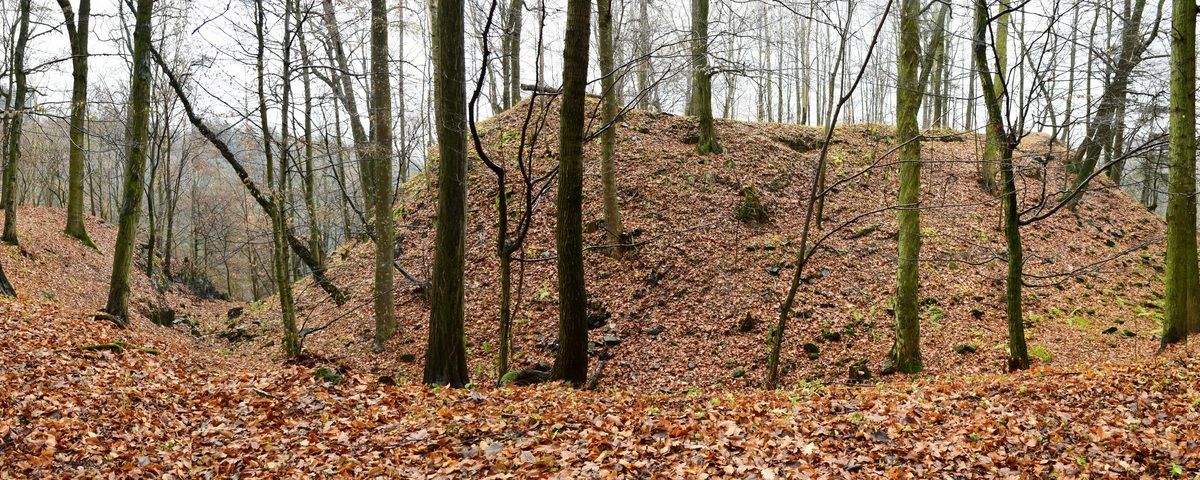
[2,0,31,246]
[888,0,923,374]
[551,0,591,385]
[973,0,1028,370]
[369,0,397,353]
[690,0,720,155]
[1162,0,1200,345]
[598,0,624,250]
[57,0,95,246]
[103,0,155,324]
[425,0,470,386]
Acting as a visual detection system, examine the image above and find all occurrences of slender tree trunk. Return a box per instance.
[636,0,651,109]
[103,0,155,324]
[978,0,1008,193]
[425,0,470,386]
[297,3,323,269]
[598,0,624,249]
[888,0,923,374]
[2,0,31,245]
[1063,7,1079,146]
[973,0,1028,370]
[321,0,375,220]
[550,0,591,385]
[1162,0,1200,345]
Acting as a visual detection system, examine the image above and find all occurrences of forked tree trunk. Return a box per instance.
[57,0,95,246]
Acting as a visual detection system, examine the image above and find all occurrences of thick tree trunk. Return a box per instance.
[103,0,155,324]
[888,0,923,374]
[550,0,591,386]
[425,0,470,387]
[1162,0,1200,345]
[691,0,720,155]
[369,0,397,353]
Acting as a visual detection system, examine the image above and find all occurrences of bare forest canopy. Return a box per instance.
[3,0,1200,475]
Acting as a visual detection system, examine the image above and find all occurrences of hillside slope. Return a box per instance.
[0,206,236,345]
[254,101,1168,389]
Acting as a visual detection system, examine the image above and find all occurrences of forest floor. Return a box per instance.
[2,290,1199,477]
[3,99,1199,476]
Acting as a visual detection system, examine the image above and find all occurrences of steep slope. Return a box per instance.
[252,101,1169,389]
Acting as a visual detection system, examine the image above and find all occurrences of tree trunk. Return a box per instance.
[370,0,397,353]
[425,0,470,387]
[598,0,624,250]
[58,0,94,246]
[1065,0,1157,209]
[320,0,375,220]
[1162,0,1200,345]
[103,0,155,324]
[977,0,1008,193]
[888,0,923,374]
[2,0,31,246]
[691,0,721,155]
[297,3,323,270]
[973,0,1028,370]
[550,0,591,386]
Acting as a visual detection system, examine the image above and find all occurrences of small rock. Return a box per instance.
[766,265,782,276]
[1121,330,1136,338]
[732,367,746,379]
[647,325,666,336]
[953,344,978,355]
[399,353,417,363]
[1102,326,1118,335]
[688,361,697,370]
[970,308,985,319]
[821,330,842,342]
[602,335,622,346]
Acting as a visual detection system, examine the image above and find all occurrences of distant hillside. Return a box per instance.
[0,206,233,332]
[245,101,1168,389]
